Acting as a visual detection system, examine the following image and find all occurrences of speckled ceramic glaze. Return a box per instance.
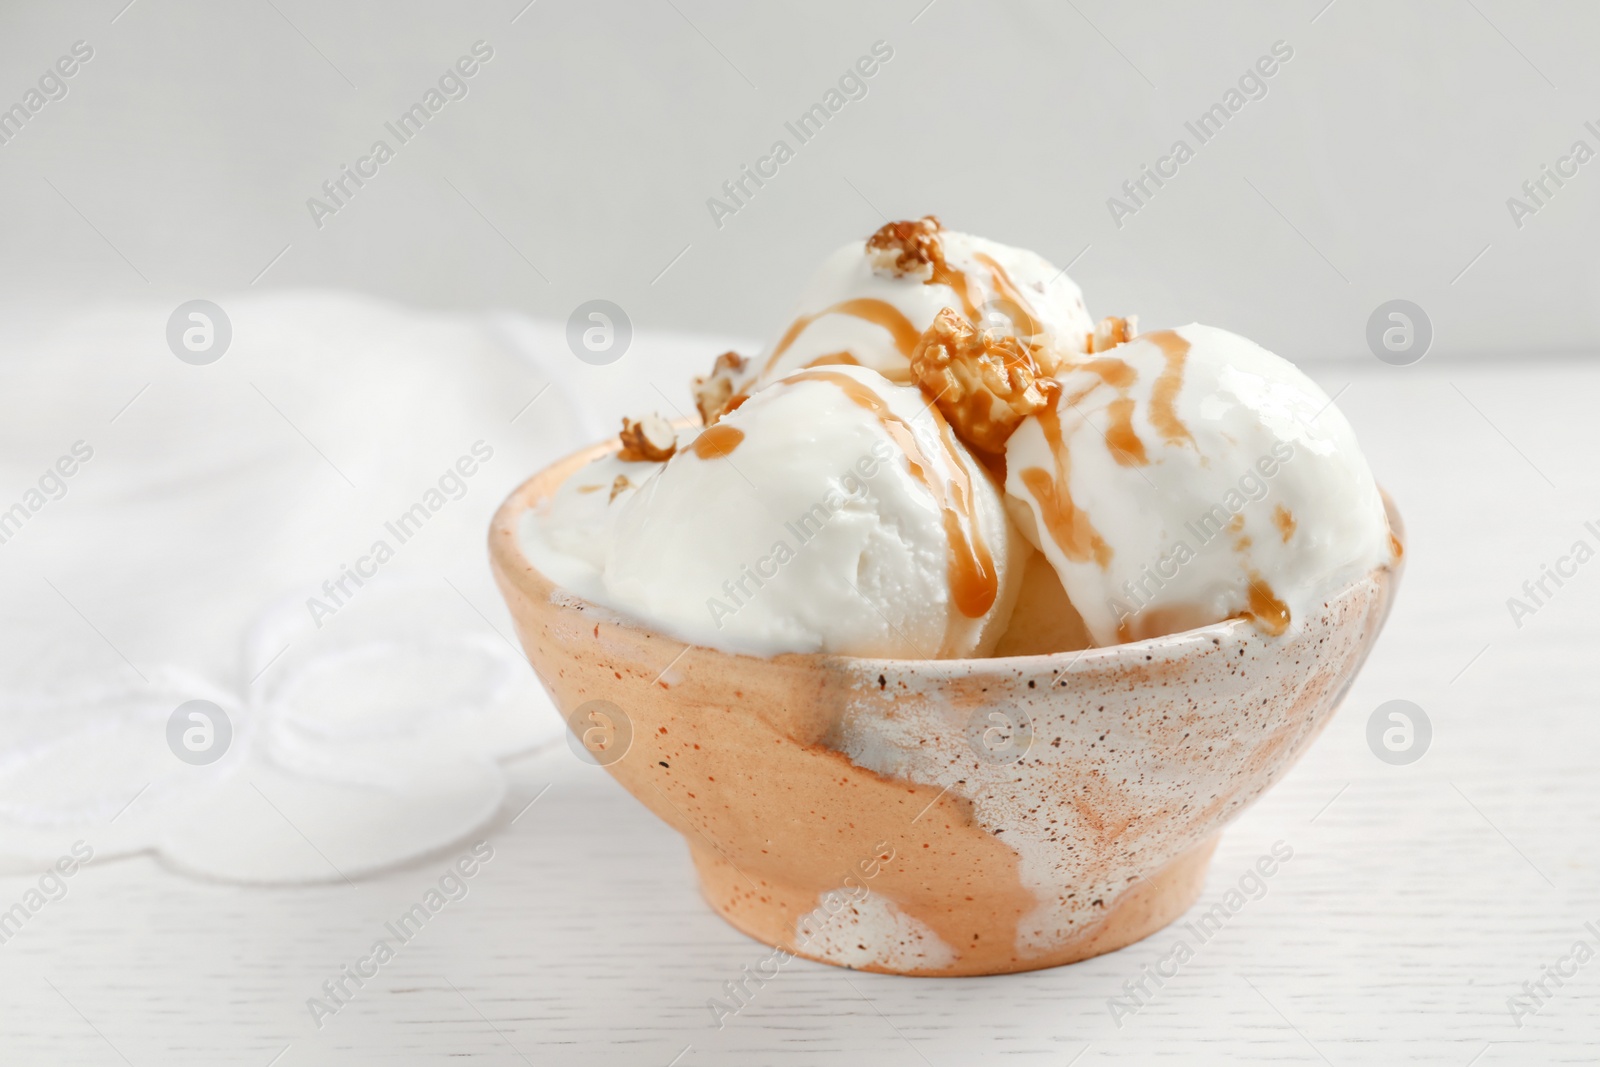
[490,441,1403,977]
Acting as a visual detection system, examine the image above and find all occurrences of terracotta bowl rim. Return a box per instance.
[490,436,1404,674]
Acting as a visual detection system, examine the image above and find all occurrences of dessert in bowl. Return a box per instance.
[490,217,1403,976]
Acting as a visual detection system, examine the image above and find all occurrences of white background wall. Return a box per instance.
[1,0,1595,361]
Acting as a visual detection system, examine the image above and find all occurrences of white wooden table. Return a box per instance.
[4,355,1598,1065]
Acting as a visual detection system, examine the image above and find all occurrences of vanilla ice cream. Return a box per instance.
[1005,323,1395,645]
[519,451,661,592]
[524,365,1025,658]
[520,217,1397,660]
[752,216,1094,387]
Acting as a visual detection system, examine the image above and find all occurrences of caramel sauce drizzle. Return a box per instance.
[1141,330,1197,448]
[1039,330,1185,483]
[781,370,998,632]
[1078,356,1138,391]
[1102,396,1147,467]
[801,351,914,384]
[1241,572,1291,636]
[1018,405,1112,569]
[803,351,860,367]
[1273,504,1296,543]
[764,299,921,376]
[764,244,1047,379]
[927,257,982,319]
[1054,355,1146,466]
[971,252,1044,340]
[1021,352,1140,571]
[690,423,745,459]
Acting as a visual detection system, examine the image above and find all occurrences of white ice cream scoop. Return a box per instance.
[529,364,1025,659]
[1005,323,1397,645]
[752,217,1095,387]
[519,450,662,593]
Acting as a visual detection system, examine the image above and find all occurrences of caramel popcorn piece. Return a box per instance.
[865,215,944,279]
[691,351,751,427]
[1087,315,1139,354]
[910,308,1057,455]
[617,413,677,462]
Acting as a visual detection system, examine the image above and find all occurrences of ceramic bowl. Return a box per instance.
[489,441,1403,976]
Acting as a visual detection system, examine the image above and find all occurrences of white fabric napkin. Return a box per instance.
[0,291,736,882]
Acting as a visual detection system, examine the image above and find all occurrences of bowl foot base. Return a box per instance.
[689,834,1220,977]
